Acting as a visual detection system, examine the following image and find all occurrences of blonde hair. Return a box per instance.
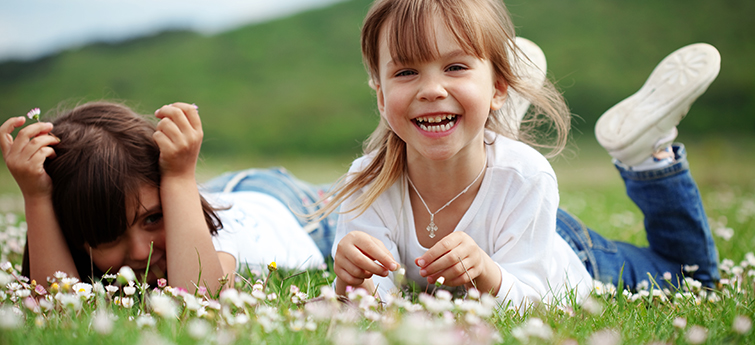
[317,0,570,218]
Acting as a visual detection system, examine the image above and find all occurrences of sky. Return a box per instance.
[0,0,345,62]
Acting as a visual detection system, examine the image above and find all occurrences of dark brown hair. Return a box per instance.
[22,101,222,280]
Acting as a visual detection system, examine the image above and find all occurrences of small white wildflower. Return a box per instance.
[123,285,137,296]
[582,296,603,315]
[92,309,115,335]
[121,297,134,309]
[26,108,41,121]
[684,264,700,273]
[267,292,277,301]
[117,266,136,284]
[663,272,673,281]
[0,306,23,329]
[150,294,178,318]
[72,282,93,299]
[733,315,752,335]
[187,318,211,339]
[0,262,12,273]
[52,271,68,280]
[105,285,119,295]
[511,317,552,342]
[685,325,708,344]
[136,315,157,328]
[673,317,687,329]
[587,329,620,345]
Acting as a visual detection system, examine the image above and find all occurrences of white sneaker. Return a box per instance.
[595,43,720,166]
[504,37,548,136]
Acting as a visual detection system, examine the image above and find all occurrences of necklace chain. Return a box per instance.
[407,158,487,238]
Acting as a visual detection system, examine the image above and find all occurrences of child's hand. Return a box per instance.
[153,103,202,179]
[416,232,501,294]
[334,231,398,294]
[0,116,59,198]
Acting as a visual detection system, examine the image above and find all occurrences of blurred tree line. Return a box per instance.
[0,0,752,159]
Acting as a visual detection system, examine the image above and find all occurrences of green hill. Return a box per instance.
[0,0,752,158]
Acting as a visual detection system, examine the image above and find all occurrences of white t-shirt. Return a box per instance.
[333,131,593,306]
[206,191,324,272]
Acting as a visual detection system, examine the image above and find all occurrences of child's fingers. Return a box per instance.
[334,258,371,286]
[19,132,59,159]
[416,233,464,268]
[342,241,391,277]
[357,235,399,273]
[167,102,202,130]
[154,116,182,145]
[0,116,26,154]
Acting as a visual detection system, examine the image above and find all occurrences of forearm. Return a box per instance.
[161,176,225,293]
[24,195,78,284]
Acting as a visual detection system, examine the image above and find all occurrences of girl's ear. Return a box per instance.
[490,78,509,111]
[375,80,386,115]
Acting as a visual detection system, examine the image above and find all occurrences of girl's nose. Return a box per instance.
[417,75,448,101]
[128,232,156,262]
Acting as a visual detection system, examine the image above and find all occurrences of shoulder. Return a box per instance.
[485,131,556,180]
[347,152,377,174]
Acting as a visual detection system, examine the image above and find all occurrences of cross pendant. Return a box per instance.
[426,220,438,238]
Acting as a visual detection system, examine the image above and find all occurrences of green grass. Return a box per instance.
[1,138,754,344]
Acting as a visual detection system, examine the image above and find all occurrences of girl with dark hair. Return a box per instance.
[1,102,336,293]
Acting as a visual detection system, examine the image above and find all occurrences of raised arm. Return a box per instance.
[153,103,226,293]
[0,116,76,284]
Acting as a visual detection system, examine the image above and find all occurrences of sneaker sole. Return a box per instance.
[505,37,548,135]
[595,43,720,166]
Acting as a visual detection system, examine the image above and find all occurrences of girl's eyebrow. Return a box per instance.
[386,49,471,68]
[130,204,162,227]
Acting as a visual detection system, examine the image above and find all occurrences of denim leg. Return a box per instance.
[557,144,719,289]
[617,144,719,286]
[201,167,338,259]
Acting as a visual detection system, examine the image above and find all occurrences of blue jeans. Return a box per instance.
[556,144,720,289]
[201,167,338,259]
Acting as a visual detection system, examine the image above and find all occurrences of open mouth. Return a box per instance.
[413,114,458,132]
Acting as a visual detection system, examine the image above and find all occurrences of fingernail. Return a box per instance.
[419,269,427,276]
[417,259,425,267]
[390,263,398,271]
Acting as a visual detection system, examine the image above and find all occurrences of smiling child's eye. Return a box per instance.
[395,69,417,77]
[144,213,163,226]
[447,64,467,72]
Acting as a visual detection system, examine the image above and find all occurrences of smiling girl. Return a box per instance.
[325,0,720,306]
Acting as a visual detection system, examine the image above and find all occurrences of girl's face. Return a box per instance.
[373,16,508,163]
[85,185,167,282]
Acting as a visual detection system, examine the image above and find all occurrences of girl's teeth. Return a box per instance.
[419,120,455,132]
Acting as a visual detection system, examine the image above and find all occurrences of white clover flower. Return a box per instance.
[673,317,687,329]
[733,315,752,335]
[685,325,708,344]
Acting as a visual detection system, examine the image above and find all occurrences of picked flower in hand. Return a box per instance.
[27,108,41,122]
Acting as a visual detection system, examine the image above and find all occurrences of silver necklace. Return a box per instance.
[406,159,487,238]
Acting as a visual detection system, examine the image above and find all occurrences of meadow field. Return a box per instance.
[1,0,753,343]
[1,137,754,344]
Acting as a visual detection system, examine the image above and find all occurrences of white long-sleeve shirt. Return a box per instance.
[333,131,592,306]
